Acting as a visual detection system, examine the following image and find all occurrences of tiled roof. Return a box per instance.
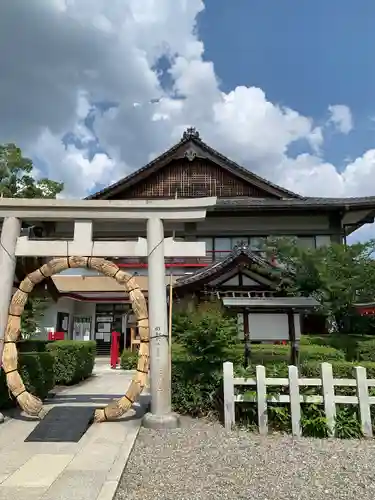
[215,196,375,210]
[174,241,284,288]
[87,128,301,201]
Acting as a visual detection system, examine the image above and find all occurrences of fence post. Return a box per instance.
[288,365,301,437]
[321,362,336,437]
[355,366,373,438]
[256,365,268,435]
[223,362,235,430]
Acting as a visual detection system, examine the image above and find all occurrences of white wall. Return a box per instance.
[72,301,96,340]
[37,297,76,340]
[37,300,57,339]
[37,299,97,341]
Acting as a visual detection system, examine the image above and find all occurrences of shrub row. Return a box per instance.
[0,351,55,409]
[1,340,96,409]
[121,341,348,372]
[46,341,96,385]
[120,342,188,371]
[17,339,51,353]
[235,358,375,379]
[301,334,375,362]
[226,342,345,367]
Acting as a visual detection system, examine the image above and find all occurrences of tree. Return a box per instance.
[0,143,63,198]
[0,143,64,337]
[265,237,375,334]
[21,298,48,339]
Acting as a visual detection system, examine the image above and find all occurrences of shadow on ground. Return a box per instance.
[3,393,150,423]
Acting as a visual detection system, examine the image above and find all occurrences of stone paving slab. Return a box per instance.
[0,363,148,500]
[2,454,74,488]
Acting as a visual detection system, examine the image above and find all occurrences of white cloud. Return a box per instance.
[31,129,121,198]
[328,104,353,134]
[1,0,375,242]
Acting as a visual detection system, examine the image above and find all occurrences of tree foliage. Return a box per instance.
[266,237,375,334]
[21,298,48,339]
[0,142,64,337]
[0,143,63,199]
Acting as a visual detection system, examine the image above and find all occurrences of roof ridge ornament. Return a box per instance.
[182,127,200,140]
[233,240,250,252]
[184,148,197,162]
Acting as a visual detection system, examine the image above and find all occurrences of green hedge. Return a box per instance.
[171,359,222,417]
[46,340,96,385]
[231,343,345,366]
[120,343,189,371]
[0,351,55,409]
[301,334,375,362]
[17,339,51,353]
[302,359,375,379]
[236,359,375,379]
[355,338,375,362]
[120,349,138,370]
[121,342,346,374]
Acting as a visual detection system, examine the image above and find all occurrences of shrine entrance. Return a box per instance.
[0,197,216,428]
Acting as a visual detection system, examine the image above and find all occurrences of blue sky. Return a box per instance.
[198,0,375,167]
[2,1,375,243]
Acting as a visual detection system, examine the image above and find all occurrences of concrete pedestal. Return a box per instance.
[142,217,180,430]
[142,412,180,430]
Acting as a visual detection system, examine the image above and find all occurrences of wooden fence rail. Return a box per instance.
[223,361,375,438]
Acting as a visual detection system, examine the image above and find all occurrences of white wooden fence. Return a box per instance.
[223,361,375,438]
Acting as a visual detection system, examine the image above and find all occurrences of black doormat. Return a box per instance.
[25,406,95,443]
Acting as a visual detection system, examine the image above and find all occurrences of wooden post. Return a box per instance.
[223,362,235,430]
[256,365,268,435]
[356,366,372,438]
[243,311,250,368]
[168,271,173,381]
[321,362,336,437]
[288,310,299,366]
[288,365,301,437]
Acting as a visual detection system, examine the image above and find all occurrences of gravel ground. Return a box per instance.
[116,416,375,500]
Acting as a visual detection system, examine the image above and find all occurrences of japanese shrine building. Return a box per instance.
[20,127,375,353]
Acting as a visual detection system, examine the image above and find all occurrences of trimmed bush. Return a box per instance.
[171,306,239,417]
[46,340,96,385]
[17,339,51,353]
[300,344,345,361]
[302,334,375,362]
[247,343,345,365]
[301,359,375,379]
[356,338,375,362]
[0,351,55,409]
[171,359,222,417]
[120,349,138,370]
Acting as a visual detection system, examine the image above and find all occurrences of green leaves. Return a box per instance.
[0,143,63,199]
[46,341,96,385]
[175,304,239,367]
[266,237,375,333]
[21,297,48,339]
[0,143,64,339]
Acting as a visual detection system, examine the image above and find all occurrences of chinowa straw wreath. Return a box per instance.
[1,256,149,422]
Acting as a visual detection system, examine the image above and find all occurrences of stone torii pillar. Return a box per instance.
[0,217,21,423]
[143,218,177,428]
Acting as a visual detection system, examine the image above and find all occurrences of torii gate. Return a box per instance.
[0,197,217,428]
